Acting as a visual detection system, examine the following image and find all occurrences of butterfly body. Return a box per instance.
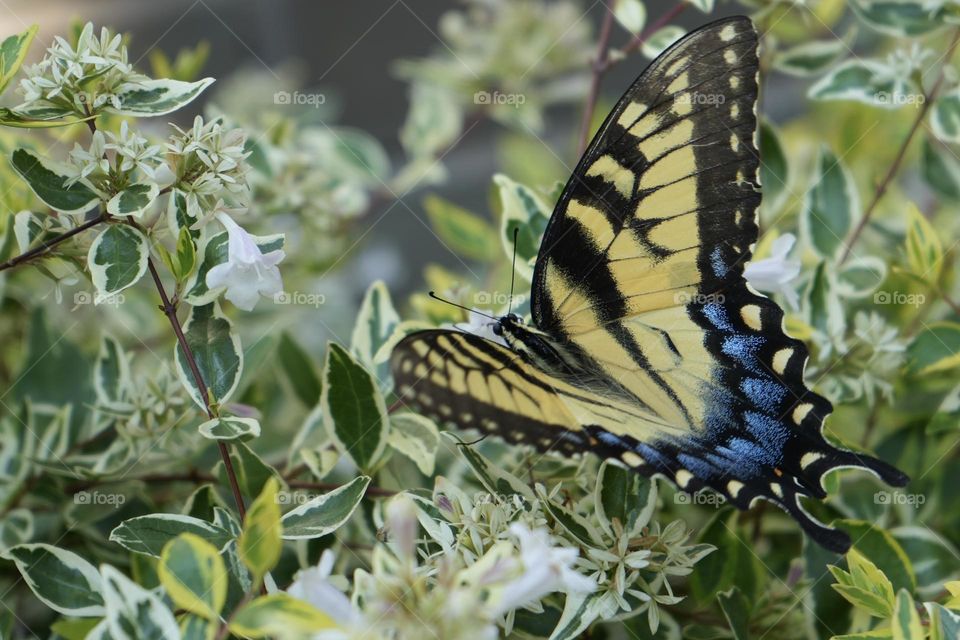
[391,16,908,553]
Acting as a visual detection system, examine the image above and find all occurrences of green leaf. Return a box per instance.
[10,148,99,214]
[921,138,960,201]
[0,25,37,94]
[927,603,960,640]
[932,88,960,144]
[0,107,94,128]
[158,533,227,620]
[423,194,499,262]
[835,256,887,299]
[892,526,960,598]
[280,475,370,539]
[176,227,197,281]
[87,224,149,296]
[387,412,440,475]
[321,342,388,471]
[1,544,104,616]
[830,548,896,618]
[905,203,943,281]
[198,416,261,441]
[538,488,603,547]
[100,564,180,639]
[493,173,551,283]
[773,36,849,76]
[175,302,243,409]
[94,335,132,409]
[612,0,646,33]
[109,514,235,557]
[351,280,400,385]
[453,435,535,503]
[277,332,321,406]
[399,82,463,161]
[892,589,923,640]
[689,510,738,603]
[218,441,282,498]
[641,26,685,58]
[239,477,282,581]
[595,460,656,538]
[850,0,946,37]
[717,587,751,640]
[801,147,859,260]
[106,181,159,217]
[229,593,335,638]
[49,618,100,640]
[759,121,789,211]
[110,77,215,116]
[836,520,916,592]
[907,322,960,375]
[808,59,917,109]
[549,591,603,640]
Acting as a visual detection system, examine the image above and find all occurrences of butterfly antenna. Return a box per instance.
[507,227,519,316]
[428,291,498,321]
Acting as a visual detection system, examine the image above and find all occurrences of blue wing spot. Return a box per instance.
[721,334,764,372]
[703,302,733,332]
[595,430,627,449]
[741,377,787,413]
[711,246,729,278]
[744,411,789,462]
[728,435,780,467]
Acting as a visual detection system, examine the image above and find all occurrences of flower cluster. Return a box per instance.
[167,115,251,221]
[64,122,165,190]
[18,23,146,114]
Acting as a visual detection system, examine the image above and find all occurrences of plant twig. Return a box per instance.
[0,213,108,272]
[577,7,616,156]
[145,257,248,520]
[840,27,960,265]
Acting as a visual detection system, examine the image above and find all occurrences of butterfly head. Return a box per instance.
[492,313,524,341]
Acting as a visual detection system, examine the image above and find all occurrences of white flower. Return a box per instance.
[743,233,801,311]
[492,523,596,616]
[454,309,508,348]
[287,550,357,627]
[205,212,284,311]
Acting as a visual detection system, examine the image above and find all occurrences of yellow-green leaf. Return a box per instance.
[905,203,943,282]
[229,593,336,638]
[892,589,923,640]
[239,477,282,581]
[158,533,227,619]
[423,194,499,261]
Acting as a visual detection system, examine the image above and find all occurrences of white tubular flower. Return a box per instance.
[743,233,801,311]
[287,550,357,627]
[493,523,596,616]
[205,212,284,311]
[385,494,420,562]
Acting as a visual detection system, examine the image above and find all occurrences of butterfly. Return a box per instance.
[390,15,907,553]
